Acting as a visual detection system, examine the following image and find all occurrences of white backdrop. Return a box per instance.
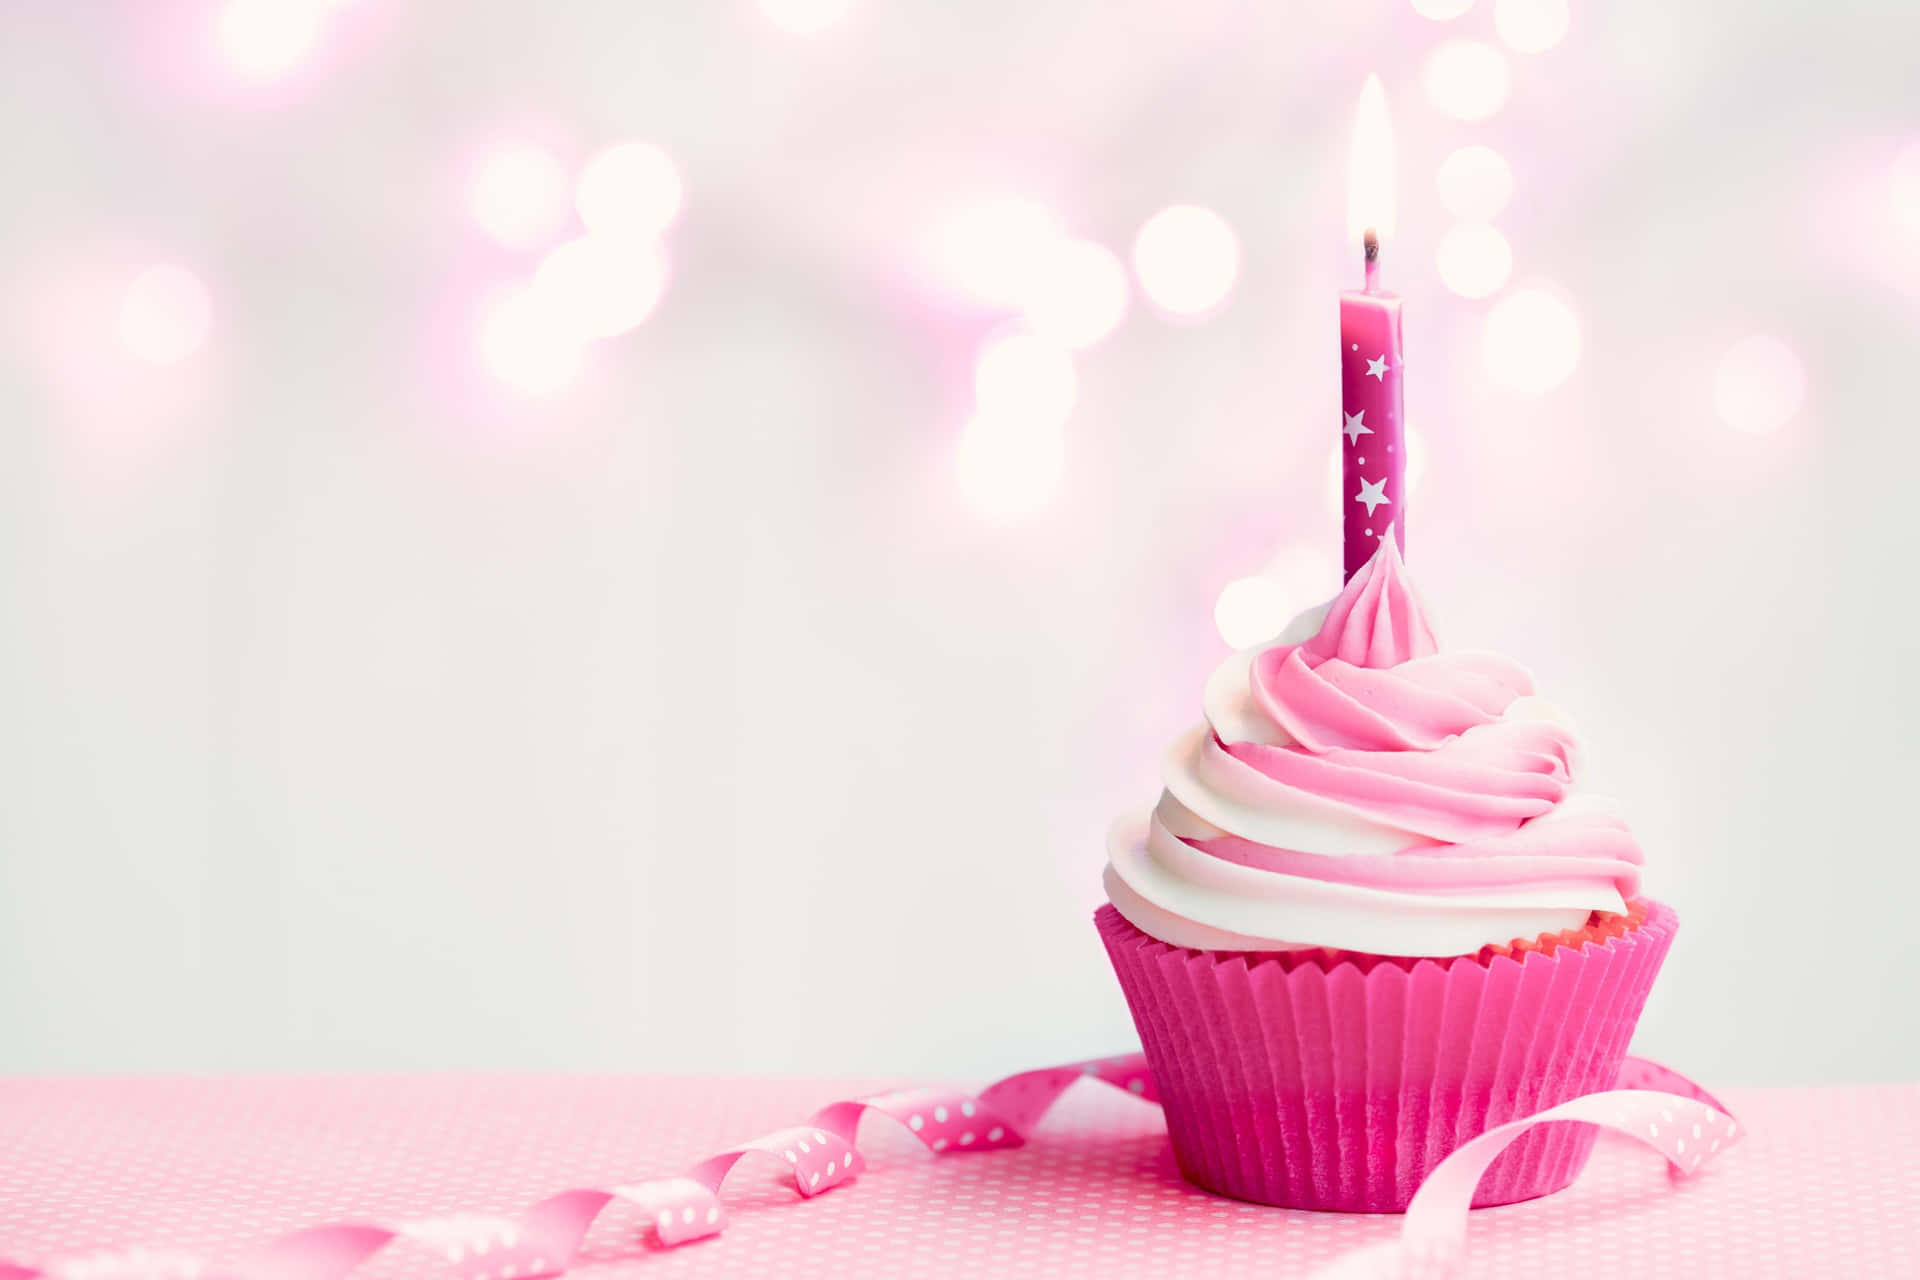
[2,0,1917,1084]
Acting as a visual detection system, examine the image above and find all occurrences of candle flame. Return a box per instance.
[1347,74,1397,251]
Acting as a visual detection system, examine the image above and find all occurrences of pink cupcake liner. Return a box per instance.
[1096,899,1677,1212]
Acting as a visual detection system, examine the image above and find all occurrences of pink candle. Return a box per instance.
[1340,231,1404,580]
[1340,74,1402,582]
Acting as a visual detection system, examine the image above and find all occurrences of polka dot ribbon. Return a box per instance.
[0,1054,1734,1280]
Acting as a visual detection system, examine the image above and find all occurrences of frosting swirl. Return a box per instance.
[1104,532,1641,956]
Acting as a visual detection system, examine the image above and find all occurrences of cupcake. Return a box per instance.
[1097,531,1674,1212]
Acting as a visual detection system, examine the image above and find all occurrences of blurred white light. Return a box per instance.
[1891,142,1920,235]
[1712,335,1806,435]
[118,265,213,366]
[1213,577,1295,650]
[1435,223,1513,298]
[929,197,1067,309]
[479,287,585,396]
[532,237,669,340]
[216,0,324,81]
[1411,0,1476,17]
[1423,40,1511,121]
[1436,145,1514,220]
[955,416,1064,522]
[1021,240,1130,350]
[973,331,1078,429]
[1346,76,1397,251]
[759,0,851,34]
[1266,542,1341,612]
[1132,205,1241,317]
[472,145,573,251]
[1483,288,1580,392]
[575,141,684,242]
[1494,0,1571,52]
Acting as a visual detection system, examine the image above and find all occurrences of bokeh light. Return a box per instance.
[1214,577,1294,649]
[1131,205,1242,318]
[759,0,852,34]
[532,237,670,340]
[1436,145,1514,220]
[1712,335,1807,435]
[1423,40,1511,121]
[973,330,1078,430]
[1021,239,1130,350]
[216,0,324,82]
[1483,288,1581,392]
[471,144,573,251]
[1494,0,1571,53]
[1410,0,1476,19]
[955,416,1064,522]
[1891,142,1920,235]
[1215,542,1345,649]
[478,287,585,396]
[118,265,214,366]
[927,197,1067,309]
[1435,223,1513,298]
[575,141,684,242]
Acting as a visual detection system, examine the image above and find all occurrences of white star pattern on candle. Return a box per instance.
[1354,475,1390,515]
[1364,354,1388,381]
[1342,410,1372,445]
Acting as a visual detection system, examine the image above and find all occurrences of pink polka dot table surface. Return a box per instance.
[2,1071,1916,1279]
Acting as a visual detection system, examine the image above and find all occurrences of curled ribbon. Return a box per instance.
[0,1054,1733,1280]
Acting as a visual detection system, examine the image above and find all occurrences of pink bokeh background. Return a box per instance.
[0,0,1915,1084]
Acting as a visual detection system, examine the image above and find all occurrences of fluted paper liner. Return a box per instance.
[1096,899,1677,1212]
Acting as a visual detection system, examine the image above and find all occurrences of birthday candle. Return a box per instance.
[1340,75,1405,582]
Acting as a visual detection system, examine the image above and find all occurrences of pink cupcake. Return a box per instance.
[1098,533,1674,1212]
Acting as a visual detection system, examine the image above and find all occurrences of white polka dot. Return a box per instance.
[1676,1138,1686,1154]
[798,1140,810,1153]
[932,1138,949,1151]
[809,1172,819,1187]
[475,1239,491,1256]
[988,1127,1005,1141]
[1127,1079,1145,1094]
[705,1206,719,1224]
[934,1105,949,1123]
[785,1150,797,1162]
[1648,1123,1659,1138]
[959,1132,975,1146]
[1693,1123,1703,1138]
[681,1206,695,1224]
[655,1211,672,1229]
[961,1101,976,1117]
[826,1161,835,1176]
[813,1131,827,1144]
[909,1114,923,1130]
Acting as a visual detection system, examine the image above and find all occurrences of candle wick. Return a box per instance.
[1363,228,1380,292]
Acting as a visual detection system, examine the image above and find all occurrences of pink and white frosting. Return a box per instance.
[1104,533,1642,956]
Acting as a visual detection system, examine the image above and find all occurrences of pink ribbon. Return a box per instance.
[0,1054,1733,1280]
